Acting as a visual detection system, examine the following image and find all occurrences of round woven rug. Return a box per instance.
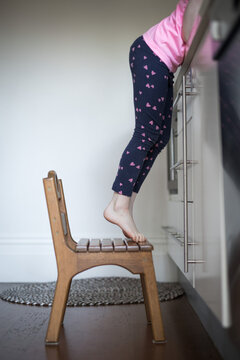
[0,277,184,306]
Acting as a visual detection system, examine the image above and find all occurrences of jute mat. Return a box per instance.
[0,277,184,306]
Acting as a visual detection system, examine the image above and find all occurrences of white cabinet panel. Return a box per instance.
[190,26,231,326]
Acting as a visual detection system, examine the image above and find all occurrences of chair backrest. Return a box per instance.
[43,170,76,252]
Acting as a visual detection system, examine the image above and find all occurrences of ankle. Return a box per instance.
[129,191,137,210]
[113,201,129,211]
[112,192,130,211]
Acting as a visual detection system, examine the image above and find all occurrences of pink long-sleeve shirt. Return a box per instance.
[143,0,189,73]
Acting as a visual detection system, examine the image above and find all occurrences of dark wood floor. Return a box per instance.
[0,282,222,360]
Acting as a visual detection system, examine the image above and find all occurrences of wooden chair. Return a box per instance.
[43,170,166,345]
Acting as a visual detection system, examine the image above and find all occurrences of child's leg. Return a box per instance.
[112,36,171,197]
[132,79,174,193]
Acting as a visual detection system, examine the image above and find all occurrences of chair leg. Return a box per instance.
[143,263,167,344]
[61,278,72,326]
[45,274,72,345]
[140,273,151,324]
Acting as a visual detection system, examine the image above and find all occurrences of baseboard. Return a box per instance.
[178,269,239,360]
[0,235,178,282]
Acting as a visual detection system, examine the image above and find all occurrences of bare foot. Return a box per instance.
[103,194,146,243]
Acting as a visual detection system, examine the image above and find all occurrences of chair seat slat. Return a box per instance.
[138,240,154,251]
[75,237,153,252]
[125,239,140,251]
[88,238,101,252]
[113,238,126,252]
[101,238,113,252]
[76,238,89,252]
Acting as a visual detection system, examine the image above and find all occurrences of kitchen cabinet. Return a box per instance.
[164,24,231,327]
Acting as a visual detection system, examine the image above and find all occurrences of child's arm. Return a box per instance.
[182,0,203,43]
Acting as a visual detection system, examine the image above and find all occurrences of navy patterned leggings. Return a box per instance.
[112,35,174,197]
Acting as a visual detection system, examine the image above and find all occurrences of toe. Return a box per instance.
[136,234,141,243]
[133,233,138,243]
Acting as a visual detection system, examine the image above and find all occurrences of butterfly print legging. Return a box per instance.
[112,35,174,197]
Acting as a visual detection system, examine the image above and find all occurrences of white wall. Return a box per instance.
[0,0,178,282]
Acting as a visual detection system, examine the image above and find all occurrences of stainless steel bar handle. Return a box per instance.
[161,225,199,246]
[170,159,198,171]
[173,90,198,110]
[172,90,182,109]
[170,159,183,171]
[169,127,175,181]
[182,74,189,273]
